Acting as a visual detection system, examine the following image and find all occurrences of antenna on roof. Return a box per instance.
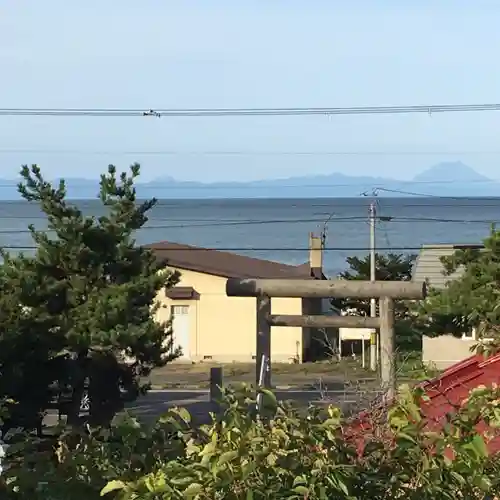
[321,212,334,247]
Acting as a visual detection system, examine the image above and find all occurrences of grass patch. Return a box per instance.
[149,359,375,389]
[147,351,440,390]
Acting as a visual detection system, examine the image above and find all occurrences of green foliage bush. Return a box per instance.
[3,384,500,499]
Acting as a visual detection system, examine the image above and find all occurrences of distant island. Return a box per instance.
[0,161,497,200]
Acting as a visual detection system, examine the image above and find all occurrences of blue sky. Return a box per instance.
[1,1,500,182]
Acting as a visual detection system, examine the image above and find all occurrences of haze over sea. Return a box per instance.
[0,197,498,276]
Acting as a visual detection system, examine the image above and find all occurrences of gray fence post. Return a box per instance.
[210,366,223,411]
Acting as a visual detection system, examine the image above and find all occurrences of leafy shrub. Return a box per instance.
[4,409,191,499]
[3,384,500,499]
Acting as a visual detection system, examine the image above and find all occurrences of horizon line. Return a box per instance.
[0,177,498,187]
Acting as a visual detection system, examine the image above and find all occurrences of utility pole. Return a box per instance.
[369,201,378,371]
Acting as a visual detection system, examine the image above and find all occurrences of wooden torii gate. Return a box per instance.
[226,279,427,400]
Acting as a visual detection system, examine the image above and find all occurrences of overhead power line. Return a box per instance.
[3,148,500,156]
[374,187,449,198]
[309,200,500,208]
[0,245,454,251]
[370,186,500,200]
[4,202,500,221]
[0,215,498,236]
[2,103,500,117]
[0,199,498,212]
[387,216,499,224]
[0,218,327,233]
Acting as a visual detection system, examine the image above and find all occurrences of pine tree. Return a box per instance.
[332,253,416,314]
[0,255,59,434]
[331,253,420,350]
[0,163,180,428]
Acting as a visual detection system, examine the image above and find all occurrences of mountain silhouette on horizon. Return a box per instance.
[0,162,497,200]
[412,161,492,183]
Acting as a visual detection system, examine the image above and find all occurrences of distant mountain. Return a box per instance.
[0,162,497,200]
[412,161,492,183]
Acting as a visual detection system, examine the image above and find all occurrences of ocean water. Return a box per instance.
[0,197,499,275]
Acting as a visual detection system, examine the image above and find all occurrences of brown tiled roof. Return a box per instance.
[145,241,314,279]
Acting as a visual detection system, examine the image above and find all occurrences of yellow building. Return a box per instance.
[146,234,325,363]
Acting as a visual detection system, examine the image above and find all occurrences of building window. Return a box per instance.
[171,305,189,316]
[462,327,477,341]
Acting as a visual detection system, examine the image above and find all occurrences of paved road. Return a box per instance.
[45,388,377,427]
[128,389,362,420]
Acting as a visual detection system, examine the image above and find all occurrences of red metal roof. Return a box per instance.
[346,353,500,455]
